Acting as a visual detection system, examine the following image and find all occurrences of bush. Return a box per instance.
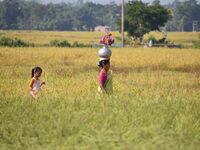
[0,37,33,47]
[50,40,92,48]
[194,42,200,48]
[115,36,134,46]
[72,41,85,47]
[148,35,169,45]
[72,41,79,47]
[194,34,200,48]
[72,41,92,47]
[50,40,71,47]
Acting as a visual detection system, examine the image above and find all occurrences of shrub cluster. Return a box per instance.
[148,35,168,45]
[50,40,71,47]
[194,34,200,48]
[50,40,92,47]
[0,37,34,47]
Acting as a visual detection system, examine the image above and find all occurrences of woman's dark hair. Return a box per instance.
[31,67,42,77]
[98,59,110,68]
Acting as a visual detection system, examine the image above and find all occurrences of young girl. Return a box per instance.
[29,67,45,98]
[98,59,113,94]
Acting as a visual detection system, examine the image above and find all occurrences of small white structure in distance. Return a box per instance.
[95,26,111,32]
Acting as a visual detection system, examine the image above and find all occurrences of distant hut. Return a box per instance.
[95,26,111,32]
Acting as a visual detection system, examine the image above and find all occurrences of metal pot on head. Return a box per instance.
[98,46,112,60]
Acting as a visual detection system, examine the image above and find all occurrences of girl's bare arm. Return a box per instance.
[40,81,45,87]
[29,78,35,91]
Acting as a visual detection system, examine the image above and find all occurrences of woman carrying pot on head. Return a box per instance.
[98,58,113,95]
[98,31,114,95]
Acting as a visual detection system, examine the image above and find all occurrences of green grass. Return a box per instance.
[0,47,200,149]
[0,95,199,150]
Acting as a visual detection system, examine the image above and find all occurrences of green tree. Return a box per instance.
[152,0,160,5]
[0,0,121,31]
[0,0,22,29]
[166,0,200,32]
[165,0,182,31]
[124,0,171,42]
[176,0,200,31]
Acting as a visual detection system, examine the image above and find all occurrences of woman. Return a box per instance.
[98,59,113,94]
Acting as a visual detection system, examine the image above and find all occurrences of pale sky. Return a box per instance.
[41,0,174,5]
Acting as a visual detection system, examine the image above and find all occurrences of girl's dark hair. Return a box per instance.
[98,59,110,68]
[31,67,43,77]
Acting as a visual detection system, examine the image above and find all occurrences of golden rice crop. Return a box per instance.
[0,46,200,149]
[1,47,200,98]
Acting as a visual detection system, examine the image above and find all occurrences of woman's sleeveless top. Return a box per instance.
[98,71,113,94]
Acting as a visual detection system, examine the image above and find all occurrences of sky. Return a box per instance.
[41,0,174,5]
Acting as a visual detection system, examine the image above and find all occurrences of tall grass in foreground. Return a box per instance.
[0,47,200,149]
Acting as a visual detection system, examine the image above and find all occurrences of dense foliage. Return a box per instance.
[0,0,200,32]
[0,36,33,47]
[166,0,200,31]
[123,0,171,41]
[0,0,120,31]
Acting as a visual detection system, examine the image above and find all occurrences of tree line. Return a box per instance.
[0,0,121,31]
[0,0,200,32]
[166,0,200,31]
